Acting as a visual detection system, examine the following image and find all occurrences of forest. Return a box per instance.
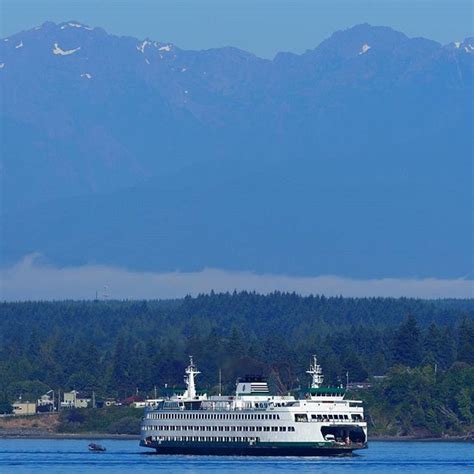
[0,293,473,436]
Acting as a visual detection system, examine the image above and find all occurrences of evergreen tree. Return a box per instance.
[393,314,422,367]
[457,318,474,364]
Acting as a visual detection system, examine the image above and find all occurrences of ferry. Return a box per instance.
[140,355,367,456]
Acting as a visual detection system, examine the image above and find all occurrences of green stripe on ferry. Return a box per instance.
[308,387,346,394]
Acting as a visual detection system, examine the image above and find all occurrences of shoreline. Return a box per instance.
[0,432,472,442]
[369,435,473,442]
[0,432,140,440]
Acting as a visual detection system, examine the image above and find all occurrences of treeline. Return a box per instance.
[0,293,473,402]
[359,364,474,437]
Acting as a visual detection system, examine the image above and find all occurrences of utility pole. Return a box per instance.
[218,368,222,396]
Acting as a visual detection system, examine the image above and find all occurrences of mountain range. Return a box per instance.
[1,22,472,279]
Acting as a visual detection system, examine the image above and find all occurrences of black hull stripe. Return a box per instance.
[140,441,367,456]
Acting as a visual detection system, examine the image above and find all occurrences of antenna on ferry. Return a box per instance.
[184,355,200,399]
[218,368,222,397]
[306,354,324,389]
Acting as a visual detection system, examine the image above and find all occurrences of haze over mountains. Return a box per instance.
[1,22,473,285]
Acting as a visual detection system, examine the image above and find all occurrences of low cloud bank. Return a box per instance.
[1,254,473,301]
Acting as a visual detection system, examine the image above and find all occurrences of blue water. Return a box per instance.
[0,439,472,473]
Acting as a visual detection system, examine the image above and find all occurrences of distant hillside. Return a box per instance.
[1,22,472,278]
[0,293,473,394]
[1,294,473,438]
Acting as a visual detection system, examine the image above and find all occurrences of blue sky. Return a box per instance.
[1,0,473,57]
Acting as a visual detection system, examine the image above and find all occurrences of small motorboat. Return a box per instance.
[88,443,106,452]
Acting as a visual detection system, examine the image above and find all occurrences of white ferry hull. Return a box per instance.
[139,356,368,457]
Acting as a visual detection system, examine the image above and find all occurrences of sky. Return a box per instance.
[1,0,473,58]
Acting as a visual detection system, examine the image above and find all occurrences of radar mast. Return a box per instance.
[183,356,200,399]
[306,354,324,388]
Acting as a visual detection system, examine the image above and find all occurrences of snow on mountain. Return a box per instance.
[53,42,81,55]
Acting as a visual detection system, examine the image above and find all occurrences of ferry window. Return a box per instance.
[294,414,307,422]
[256,426,262,431]
[250,427,255,431]
[279,426,286,431]
[288,427,295,432]
[264,427,270,431]
[311,415,317,419]
[271,426,278,431]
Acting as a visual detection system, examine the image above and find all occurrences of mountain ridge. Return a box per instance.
[1,22,472,279]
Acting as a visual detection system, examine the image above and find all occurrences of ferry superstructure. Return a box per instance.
[140,355,367,455]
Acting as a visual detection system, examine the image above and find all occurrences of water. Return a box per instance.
[0,439,472,473]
